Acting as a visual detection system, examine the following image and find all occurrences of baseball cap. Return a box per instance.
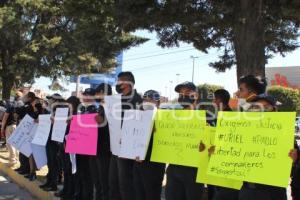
[175,82,197,93]
[143,90,160,101]
[82,88,96,96]
[46,93,63,100]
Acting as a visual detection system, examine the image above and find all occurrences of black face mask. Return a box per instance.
[178,95,196,108]
[95,98,103,103]
[116,84,123,94]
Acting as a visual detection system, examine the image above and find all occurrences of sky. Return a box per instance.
[33,30,300,98]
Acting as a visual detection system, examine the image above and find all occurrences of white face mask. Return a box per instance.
[142,102,156,110]
[238,98,252,111]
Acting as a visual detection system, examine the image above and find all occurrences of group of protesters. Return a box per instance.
[1,71,300,200]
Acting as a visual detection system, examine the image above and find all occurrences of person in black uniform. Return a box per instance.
[235,75,297,200]
[92,83,113,200]
[133,90,166,200]
[14,92,38,175]
[109,71,143,200]
[26,98,47,181]
[55,96,81,200]
[77,88,98,200]
[208,89,239,200]
[165,82,204,200]
[40,93,65,191]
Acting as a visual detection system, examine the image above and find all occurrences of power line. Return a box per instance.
[129,52,219,72]
[129,58,190,71]
[123,48,195,62]
[124,45,193,58]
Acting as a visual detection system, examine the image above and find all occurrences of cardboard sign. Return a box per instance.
[65,114,98,155]
[119,109,156,160]
[51,107,69,143]
[104,95,122,155]
[151,110,206,167]
[207,112,295,187]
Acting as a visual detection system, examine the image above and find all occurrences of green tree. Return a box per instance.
[116,0,300,82]
[198,83,223,102]
[267,86,300,115]
[0,0,146,100]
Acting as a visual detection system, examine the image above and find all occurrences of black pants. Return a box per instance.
[133,161,165,200]
[117,158,136,200]
[239,184,287,200]
[166,165,204,200]
[46,141,60,186]
[291,165,300,200]
[207,185,216,200]
[63,152,79,199]
[89,155,111,200]
[19,153,30,172]
[109,155,121,200]
[77,155,94,200]
[214,187,239,200]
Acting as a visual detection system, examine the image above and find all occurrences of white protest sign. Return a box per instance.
[119,109,156,160]
[31,144,47,169]
[104,95,122,156]
[51,107,69,143]
[19,123,38,157]
[8,115,35,153]
[31,114,51,146]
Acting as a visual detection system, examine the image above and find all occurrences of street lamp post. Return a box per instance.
[176,73,180,84]
[190,56,199,83]
[169,80,173,101]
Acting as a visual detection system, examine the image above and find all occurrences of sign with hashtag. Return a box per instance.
[150,110,206,167]
[196,126,243,189]
[207,112,296,187]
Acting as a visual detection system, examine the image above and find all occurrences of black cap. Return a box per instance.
[82,88,96,96]
[175,82,197,93]
[143,90,160,101]
[46,93,63,100]
[95,83,112,95]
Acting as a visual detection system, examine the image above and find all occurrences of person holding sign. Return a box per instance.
[55,96,80,199]
[26,99,47,181]
[111,72,143,200]
[41,93,65,191]
[76,88,99,200]
[235,75,297,200]
[165,82,204,200]
[14,92,38,176]
[133,90,166,200]
[93,83,113,200]
[210,89,239,200]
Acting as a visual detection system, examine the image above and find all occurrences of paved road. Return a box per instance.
[0,172,36,200]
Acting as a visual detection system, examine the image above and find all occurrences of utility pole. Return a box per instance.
[169,80,173,101]
[190,56,199,83]
[176,73,180,84]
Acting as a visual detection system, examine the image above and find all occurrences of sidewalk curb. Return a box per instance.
[0,162,57,200]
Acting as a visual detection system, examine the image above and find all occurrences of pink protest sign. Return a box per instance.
[65,114,98,155]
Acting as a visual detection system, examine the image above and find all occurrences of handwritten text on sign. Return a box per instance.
[119,109,156,160]
[8,115,35,155]
[196,127,242,190]
[151,110,206,167]
[207,112,296,187]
